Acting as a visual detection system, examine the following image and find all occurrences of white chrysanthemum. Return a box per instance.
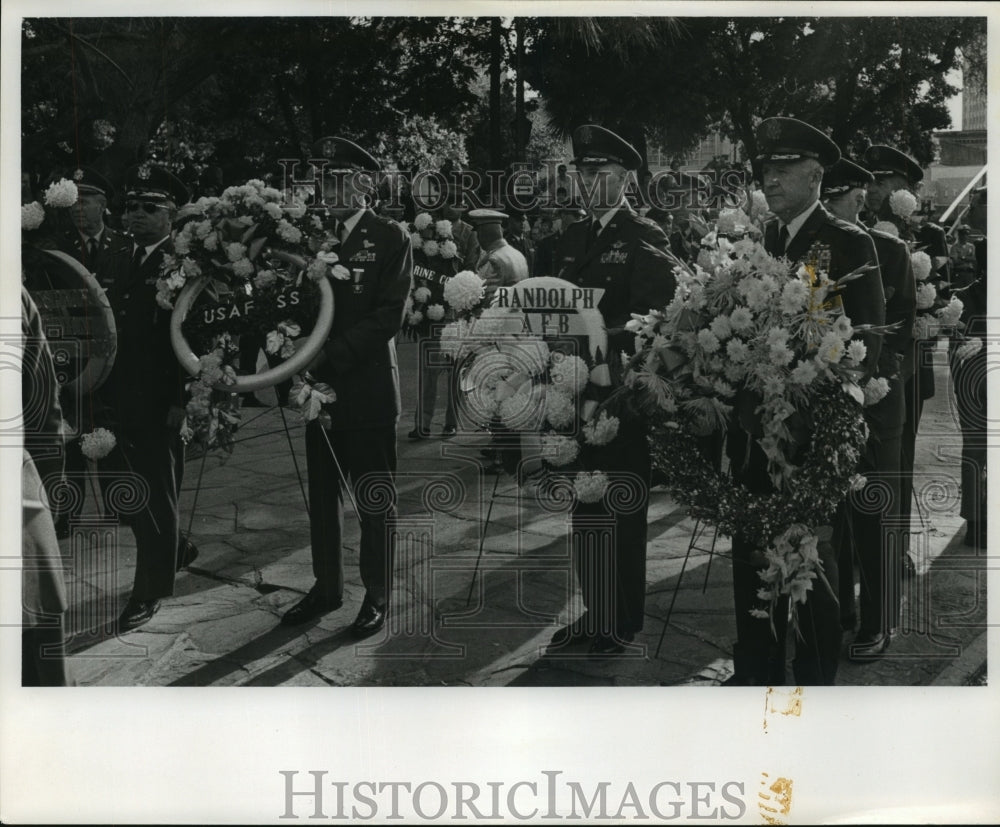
[873,220,900,238]
[846,340,868,364]
[729,306,754,332]
[80,427,117,460]
[44,178,78,208]
[549,353,590,396]
[426,303,446,321]
[285,201,308,220]
[910,251,932,282]
[769,343,794,367]
[716,208,751,236]
[574,471,609,504]
[276,220,303,244]
[414,213,433,231]
[21,201,45,230]
[780,279,810,314]
[408,310,425,326]
[544,389,576,429]
[498,389,538,429]
[936,295,964,327]
[202,233,219,251]
[413,286,432,303]
[709,314,732,341]
[443,270,485,313]
[582,412,620,446]
[697,329,721,354]
[833,314,854,339]
[817,332,845,364]
[423,239,440,258]
[232,258,254,278]
[889,189,918,219]
[915,282,937,311]
[435,219,453,239]
[726,339,750,363]
[439,240,458,260]
[254,270,277,289]
[263,202,283,220]
[863,377,890,406]
[409,232,424,249]
[541,435,579,467]
[226,242,247,262]
[789,359,818,385]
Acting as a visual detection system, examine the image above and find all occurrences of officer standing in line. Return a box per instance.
[862,145,947,575]
[467,209,529,298]
[551,124,677,656]
[822,156,916,660]
[281,137,412,639]
[726,118,883,684]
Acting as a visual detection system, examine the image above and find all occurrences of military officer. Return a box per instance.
[96,165,191,631]
[550,124,677,656]
[53,167,131,537]
[725,118,884,685]
[533,203,586,277]
[862,144,945,574]
[467,209,529,298]
[281,137,413,638]
[822,157,916,660]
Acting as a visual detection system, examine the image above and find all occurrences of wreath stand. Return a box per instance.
[171,265,336,551]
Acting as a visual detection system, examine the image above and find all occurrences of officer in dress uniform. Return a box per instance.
[96,165,191,631]
[533,203,586,277]
[53,167,131,538]
[725,119,884,685]
[281,137,413,638]
[862,145,946,574]
[822,157,916,660]
[550,125,677,655]
[467,209,529,298]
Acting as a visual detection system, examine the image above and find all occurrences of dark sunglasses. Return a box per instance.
[126,200,169,214]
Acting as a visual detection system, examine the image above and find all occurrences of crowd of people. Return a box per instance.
[20,115,987,686]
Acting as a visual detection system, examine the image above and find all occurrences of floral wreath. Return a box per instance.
[401,212,462,336]
[624,208,884,632]
[160,179,339,453]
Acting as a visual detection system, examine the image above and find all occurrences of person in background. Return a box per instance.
[533,203,586,277]
[504,213,534,274]
[468,209,529,298]
[949,225,978,292]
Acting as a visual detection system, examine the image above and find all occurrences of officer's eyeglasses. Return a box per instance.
[126,200,169,214]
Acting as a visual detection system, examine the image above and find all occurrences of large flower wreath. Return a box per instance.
[400,212,464,337]
[158,179,338,453]
[624,208,885,633]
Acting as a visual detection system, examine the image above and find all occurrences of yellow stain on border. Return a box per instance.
[758,772,793,824]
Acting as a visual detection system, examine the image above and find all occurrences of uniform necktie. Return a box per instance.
[131,245,145,269]
[86,237,98,259]
[778,224,790,255]
[585,219,601,252]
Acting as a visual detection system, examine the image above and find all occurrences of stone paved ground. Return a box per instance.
[58,340,988,687]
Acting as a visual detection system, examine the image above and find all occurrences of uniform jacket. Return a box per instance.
[533,231,565,277]
[22,450,68,626]
[477,240,529,296]
[58,226,130,277]
[764,203,884,378]
[313,209,413,431]
[97,237,188,428]
[451,219,482,272]
[557,208,677,359]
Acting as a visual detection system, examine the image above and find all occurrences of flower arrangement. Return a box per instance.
[80,427,117,461]
[909,249,962,341]
[156,178,336,452]
[401,212,464,337]
[624,227,880,633]
[21,177,80,232]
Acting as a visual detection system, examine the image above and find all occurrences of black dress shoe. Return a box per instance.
[407,428,426,441]
[281,589,342,626]
[176,537,199,571]
[848,631,890,661]
[548,615,594,649]
[440,426,457,439]
[589,632,635,656]
[118,599,161,632]
[351,599,387,639]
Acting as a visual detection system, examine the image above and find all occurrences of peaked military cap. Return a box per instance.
[310,136,381,172]
[466,209,509,226]
[124,164,189,206]
[571,124,642,170]
[862,145,924,184]
[821,157,875,197]
[755,117,840,168]
[68,166,113,198]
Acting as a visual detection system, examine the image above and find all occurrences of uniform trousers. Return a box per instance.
[305,422,397,605]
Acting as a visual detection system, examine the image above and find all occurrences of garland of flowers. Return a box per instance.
[401,212,462,337]
[155,178,337,452]
[624,207,883,631]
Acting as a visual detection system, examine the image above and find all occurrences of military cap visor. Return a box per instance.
[821,157,875,197]
[124,165,189,206]
[571,124,642,171]
[862,145,924,184]
[467,209,509,225]
[70,167,113,198]
[310,136,381,172]
[755,117,840,168]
